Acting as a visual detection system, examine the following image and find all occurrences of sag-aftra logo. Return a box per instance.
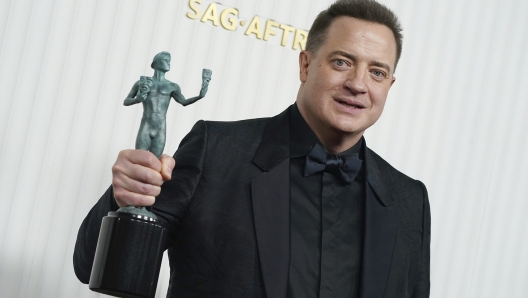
[187,0,309,50]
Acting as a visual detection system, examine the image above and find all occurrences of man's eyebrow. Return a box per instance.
[329,50,357,63]
[370,61,392,74]
[329,50,392,73]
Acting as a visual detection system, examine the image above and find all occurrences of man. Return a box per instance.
[124,51,210,158]
[74,0,430,297]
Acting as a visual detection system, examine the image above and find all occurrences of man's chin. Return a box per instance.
[328,116,365,133]
[329,125,365,137]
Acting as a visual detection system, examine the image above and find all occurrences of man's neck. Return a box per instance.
[314,128,363,154]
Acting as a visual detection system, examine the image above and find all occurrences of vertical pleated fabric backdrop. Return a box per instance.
[0,0,527,297]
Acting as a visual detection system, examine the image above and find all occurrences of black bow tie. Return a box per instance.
[304,143,363,184]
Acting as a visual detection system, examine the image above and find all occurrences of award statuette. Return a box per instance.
[89,51,211,298]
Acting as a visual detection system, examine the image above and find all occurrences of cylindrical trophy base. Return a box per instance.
[89,211,167,298]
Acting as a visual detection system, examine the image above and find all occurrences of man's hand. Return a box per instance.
[111,150,175,208]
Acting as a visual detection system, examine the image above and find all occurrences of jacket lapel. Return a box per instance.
[359,147,399,298]
[251,108,290,298]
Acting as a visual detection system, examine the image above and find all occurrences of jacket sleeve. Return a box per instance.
[152,120,208,244]
[412,181,431,298]
[72,120,208,284]
[73,186,119,284]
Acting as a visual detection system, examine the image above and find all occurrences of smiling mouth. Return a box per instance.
[336,99,364,109]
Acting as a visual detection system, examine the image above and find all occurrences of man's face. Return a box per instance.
[297,16,397,140]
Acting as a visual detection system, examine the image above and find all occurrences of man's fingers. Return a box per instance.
[160,154,175,181]
[121,149,162,172]
[112,162,164,186]
[115,173,162,197]
[112,149,174,207]
[130,163,164,185]
[113,172,160,207]
[113,187,156,208]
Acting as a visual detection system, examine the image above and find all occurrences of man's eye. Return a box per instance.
[335,60,345,67]
[372,70,385,77]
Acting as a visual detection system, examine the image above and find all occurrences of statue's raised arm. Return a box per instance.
[171,68,212,106]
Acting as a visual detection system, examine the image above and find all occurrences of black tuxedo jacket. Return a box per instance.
[74,106,430,298]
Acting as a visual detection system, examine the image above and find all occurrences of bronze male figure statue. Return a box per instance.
[124,51,211,158]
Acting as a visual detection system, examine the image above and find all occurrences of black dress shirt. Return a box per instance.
[287,104,364,298]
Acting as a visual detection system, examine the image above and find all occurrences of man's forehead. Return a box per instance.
[331,18,395,44]
[325,17,397,69]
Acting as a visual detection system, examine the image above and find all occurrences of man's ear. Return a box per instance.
[299,50,311,83]
[390,76,396,87]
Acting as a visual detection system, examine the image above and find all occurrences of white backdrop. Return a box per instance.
[1,0,527,297]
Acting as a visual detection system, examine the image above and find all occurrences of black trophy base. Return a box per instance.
[89,211,167,298]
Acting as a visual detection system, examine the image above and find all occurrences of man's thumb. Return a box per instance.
[160,154,175,180]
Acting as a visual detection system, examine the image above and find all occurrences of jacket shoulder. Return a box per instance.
[200,117,271,148]
[204,117,271,136]
[365,146,428,209]
[366,147,424,187]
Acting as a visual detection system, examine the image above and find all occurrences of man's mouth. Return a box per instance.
[336,99,365,109]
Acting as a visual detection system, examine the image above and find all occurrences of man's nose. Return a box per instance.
[344,68,367,94]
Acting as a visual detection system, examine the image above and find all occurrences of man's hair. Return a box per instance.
[151,51,171,69]
[306,0,403,71]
